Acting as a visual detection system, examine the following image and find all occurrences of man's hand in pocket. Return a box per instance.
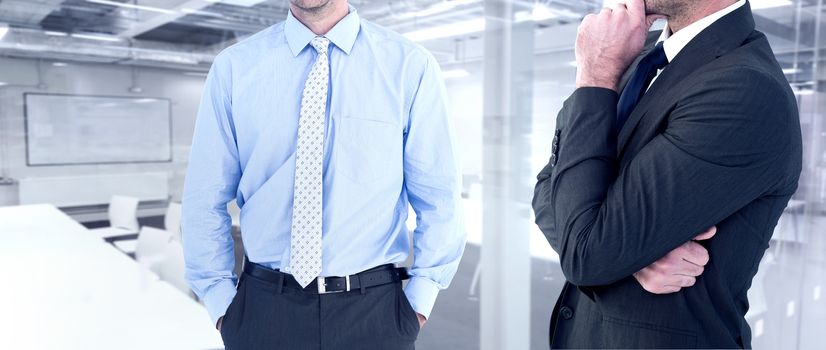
[417,313,426,328]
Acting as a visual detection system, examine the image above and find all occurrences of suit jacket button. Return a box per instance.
[560,306,573,320]
[550,129,561,166]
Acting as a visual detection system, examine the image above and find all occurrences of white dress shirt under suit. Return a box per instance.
[649,0,747,87]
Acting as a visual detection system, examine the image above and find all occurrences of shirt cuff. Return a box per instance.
[202,279,238,327]
[403,276,441,319]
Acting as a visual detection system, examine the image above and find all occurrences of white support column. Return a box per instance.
[480,0,535,348]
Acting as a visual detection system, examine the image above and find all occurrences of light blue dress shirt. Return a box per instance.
[181,6,465,326]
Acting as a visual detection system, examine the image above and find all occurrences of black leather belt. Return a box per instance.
[242,262,409,294]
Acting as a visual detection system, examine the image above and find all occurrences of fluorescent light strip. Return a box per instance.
[86,0,176,15]
[205,0,268,7]
[396,0,481,19]
[750,0,793,10]
[71,33,122,42]
[404,18,485,42]
[515,4,558,22]
[0,24,8,41]
[181,8,225,18]
[442,69,470,79]
[44,31,68,36]
[754,319,764,338]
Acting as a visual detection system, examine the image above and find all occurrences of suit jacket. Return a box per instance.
[532,2,802,349]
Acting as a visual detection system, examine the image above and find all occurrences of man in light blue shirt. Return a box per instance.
[181,0,465,347]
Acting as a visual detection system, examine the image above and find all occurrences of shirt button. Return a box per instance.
[560,306,574,320]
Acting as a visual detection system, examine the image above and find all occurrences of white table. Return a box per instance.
[0,204,224,350]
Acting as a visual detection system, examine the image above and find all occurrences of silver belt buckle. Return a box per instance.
[317,275,351,294]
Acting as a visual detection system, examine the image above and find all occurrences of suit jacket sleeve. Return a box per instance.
[532,67,795,287]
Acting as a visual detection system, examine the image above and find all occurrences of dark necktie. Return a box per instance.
[616,42,669,131]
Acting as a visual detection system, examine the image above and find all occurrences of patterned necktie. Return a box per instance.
[616,42,668,131]
[289,36,330,287]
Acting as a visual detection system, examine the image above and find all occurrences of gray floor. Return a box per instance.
[89,215,826,350]
[747,223,826,350]
[416,230,826,350]
[417,242,826,350]
[414,243,563,350]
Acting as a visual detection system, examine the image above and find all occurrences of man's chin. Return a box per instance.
[291,0,332,13]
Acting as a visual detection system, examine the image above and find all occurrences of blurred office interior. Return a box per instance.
[0,0,824,349]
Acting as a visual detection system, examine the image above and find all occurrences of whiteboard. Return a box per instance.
[24,93,172,166]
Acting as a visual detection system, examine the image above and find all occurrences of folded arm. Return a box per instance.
[532,68,791,287]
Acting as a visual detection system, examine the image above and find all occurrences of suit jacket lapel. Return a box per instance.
[616,1,758,155]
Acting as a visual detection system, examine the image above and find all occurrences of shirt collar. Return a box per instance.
[657,0,746,62]
[285,5,360,57]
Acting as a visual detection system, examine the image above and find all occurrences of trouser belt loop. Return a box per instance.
[275,273,284,294]
[397,268,409,280]
[359,274,367,295]
[238,253,249,286]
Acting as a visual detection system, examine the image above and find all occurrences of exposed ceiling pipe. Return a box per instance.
[0,0,815,75]
[0,27,217,69]
[116,0,216,38]
[0,0,66,27]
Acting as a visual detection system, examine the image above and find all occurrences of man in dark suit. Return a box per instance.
[532,0,802,348]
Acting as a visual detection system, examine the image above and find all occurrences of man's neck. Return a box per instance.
[667,0,738,34]
[290,1,349,35]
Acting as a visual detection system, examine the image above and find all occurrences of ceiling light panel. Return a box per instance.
[0,24,9,41]
[86,0,177,15]
[205,0,268,7]
[396,0,481,19]
[71,33,122,42]
[750,0,794,10]
[404,18,486,42]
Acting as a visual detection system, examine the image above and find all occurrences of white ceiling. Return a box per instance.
[0,0,819,79]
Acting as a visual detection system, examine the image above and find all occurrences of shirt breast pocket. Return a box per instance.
[335,116,402,184]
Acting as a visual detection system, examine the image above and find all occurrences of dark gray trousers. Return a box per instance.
[220,271,421,350]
